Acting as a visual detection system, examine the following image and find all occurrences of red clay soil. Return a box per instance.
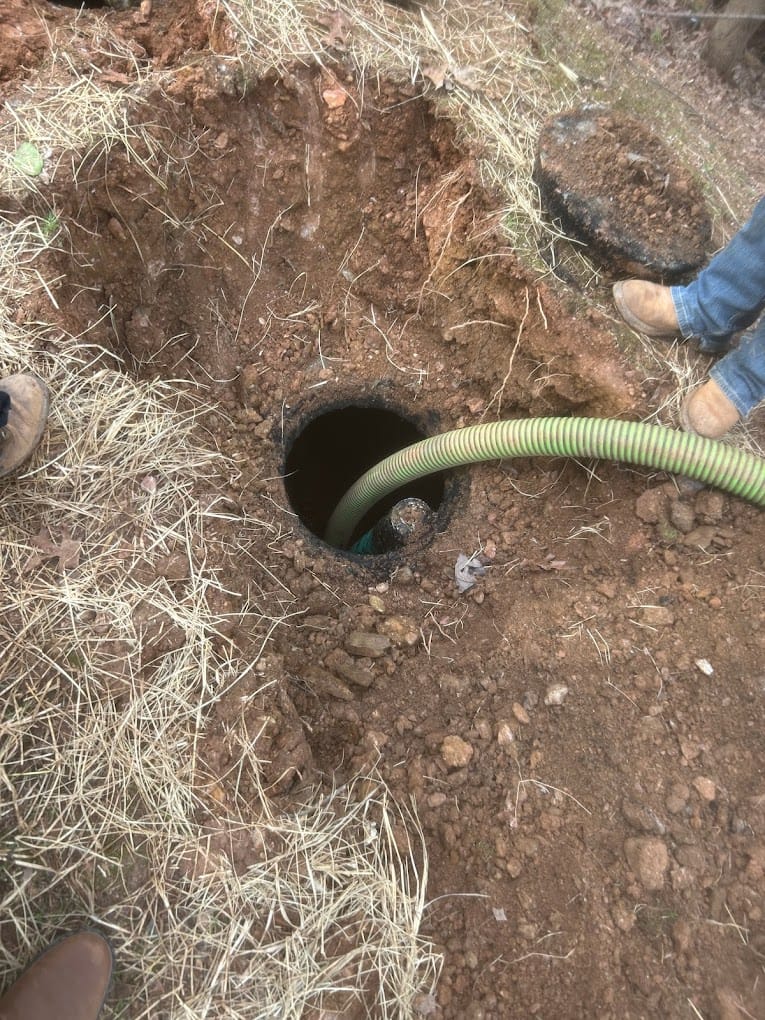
[2,3,764,1019]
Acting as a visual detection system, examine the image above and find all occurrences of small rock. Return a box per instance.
[377,615,419,646]
[635,488,667,524]
[682,525,717,549]
[363,729,389,752]
[368,595,386,613]
[678,737,701,761]
[322,87,348,108]
[512,702,530,724]
[622,798,666,834]
[465,950,479,970]
[303,666,354,702]
[669,500,696,534]
[497,722,515,746]
[672,918,691,954]
[107,216,126,241]
[345,631,391,658]
[694,657,714,676]
[666,781,690,815]
[440,735,474,769]
[544,682,569,706]
[474,718,492,741]
[695,490,725,523]
[693,776,717,802]
[624,837,669,890]
[324,648,374,688]
[675,476,705,497]
[641,605,675,627]
[671,865,695,891]
[637,714,665,740]
[505,857,523,878]
[611,901,635,933]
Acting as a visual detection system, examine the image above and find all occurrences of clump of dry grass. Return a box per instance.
[0,14,165,198]
[0,76,162,197]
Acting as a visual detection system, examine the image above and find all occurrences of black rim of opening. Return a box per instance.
[283,401,448,551]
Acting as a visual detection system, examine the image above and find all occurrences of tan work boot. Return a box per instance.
[679,379,740,439]
[0,931,113,1020]
[0,373,50,477]
[613,280,680,337]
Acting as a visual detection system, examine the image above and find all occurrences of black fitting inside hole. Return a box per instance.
[284,404,446,550]
[48,0,113,8]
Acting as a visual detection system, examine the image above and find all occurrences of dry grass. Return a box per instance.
[0,329,440,1015]
[0,17,164,198]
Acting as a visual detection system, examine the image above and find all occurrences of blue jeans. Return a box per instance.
[670,195,765,417]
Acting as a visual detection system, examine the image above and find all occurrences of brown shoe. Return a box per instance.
[613,280,680,337]
[0,373,50,477]
[0,931,113,1020]
[679,379,740,439]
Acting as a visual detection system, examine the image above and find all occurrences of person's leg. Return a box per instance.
[0,931,113,1020]
[0,373,49,477]
[614,196,765,351]
[671,195,765,347]
[681,317,765,437]
[710,317,765,418]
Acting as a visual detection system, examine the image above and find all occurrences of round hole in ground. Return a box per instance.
[284,402,447,551]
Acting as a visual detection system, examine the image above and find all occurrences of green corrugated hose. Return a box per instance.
[324,417,765,549]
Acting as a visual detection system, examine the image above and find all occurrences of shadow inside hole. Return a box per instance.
[284,405,446,549]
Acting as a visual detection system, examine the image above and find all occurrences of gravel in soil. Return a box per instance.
[4,2,765,1018]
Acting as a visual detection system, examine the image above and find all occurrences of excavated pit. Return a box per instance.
[49,65,636,490]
